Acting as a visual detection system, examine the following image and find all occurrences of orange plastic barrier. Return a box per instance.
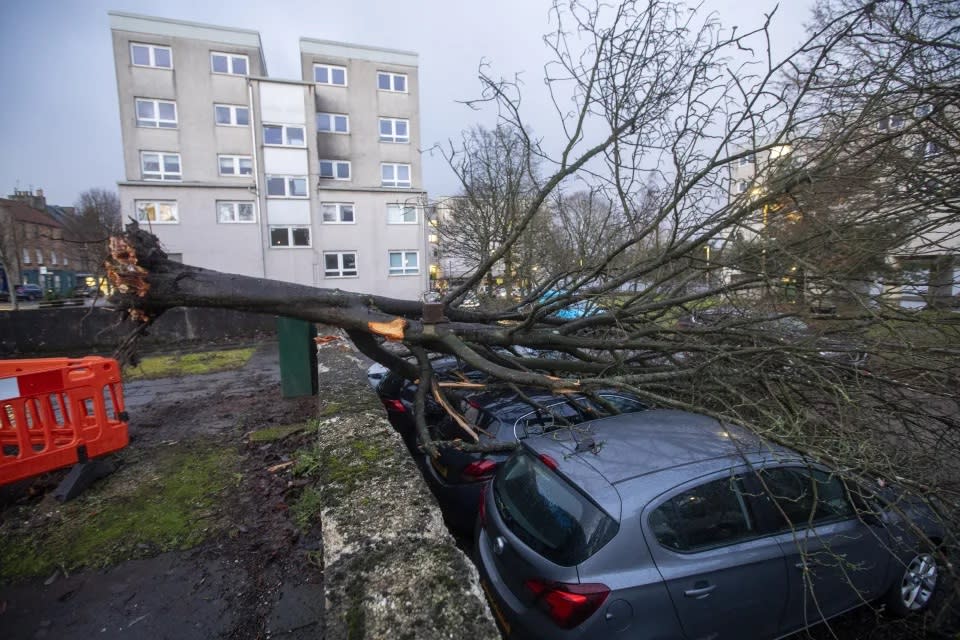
[0,357,128,486]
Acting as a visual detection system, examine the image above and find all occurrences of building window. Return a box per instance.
[50,252,57,266]
[263,124,306,147]
[324,251,358,277]
[319,160,351,180]
[217,201,256,223]
[218,155,253,176]
[317,113,349,134]
[387,204,418,224]
[915,104,934,118]
[211,52,248,76]
[135,201,179,224]
[321,202,355,223]
[377,71,407,92]
[64,256,69,266]
[266,176,308,198]
[22,248,30,264]
[917,141,940,158]
[36,250,43,264]
[131,43,172,69]
[314,64,347,86]
[381,163,411,188]
[141,152,181,181]
[388,251,419,275]
[737,180,748,193]
[379,117,409,143]
[877,114,904,131]
[135,99,177,128]
[270,226,311,247]
[215,104,250,126]
[738,153,755,166]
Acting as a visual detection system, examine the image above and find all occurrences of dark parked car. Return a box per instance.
[14,284,43,301]
[477,410,943,639]
[424,388,647,534]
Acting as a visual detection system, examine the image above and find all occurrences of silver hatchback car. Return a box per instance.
[476,410,943,639]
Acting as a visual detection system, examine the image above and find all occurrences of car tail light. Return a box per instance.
[524,579,610,629]
[478,485,487,526]
[538,454,559,470]
[467,398,482,409]
[381,398,406,413]
[463,458,497,480]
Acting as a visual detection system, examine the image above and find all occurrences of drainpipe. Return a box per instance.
[248,80,267,278]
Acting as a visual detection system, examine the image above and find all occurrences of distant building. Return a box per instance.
[108,12,430,299]
[0,189,80,296]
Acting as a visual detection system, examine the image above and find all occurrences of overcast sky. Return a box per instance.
[0,0,813,207]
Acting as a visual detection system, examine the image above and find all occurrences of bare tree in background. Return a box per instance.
[107,0,959,632]
[73,188,122,276]
[0,203,24,308]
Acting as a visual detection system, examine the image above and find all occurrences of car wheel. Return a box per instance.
[884,548,938,617]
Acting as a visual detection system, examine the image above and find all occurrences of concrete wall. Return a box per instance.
[0,307,275,356]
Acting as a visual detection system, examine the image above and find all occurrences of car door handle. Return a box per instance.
[683,584,716,599]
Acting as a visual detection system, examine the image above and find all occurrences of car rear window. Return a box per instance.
[493,450,618,566]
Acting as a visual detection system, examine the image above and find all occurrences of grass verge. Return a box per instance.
[124,347,256,380]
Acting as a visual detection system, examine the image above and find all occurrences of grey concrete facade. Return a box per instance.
[110,12,429,299]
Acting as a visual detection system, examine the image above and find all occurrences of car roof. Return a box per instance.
[525,409,792,486]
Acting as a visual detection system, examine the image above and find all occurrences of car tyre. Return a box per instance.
[884,546,939,617]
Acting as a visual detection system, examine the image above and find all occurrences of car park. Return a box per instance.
[477,410,943,639]
[424,388,647,534]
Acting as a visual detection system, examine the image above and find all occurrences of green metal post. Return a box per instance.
[276,316,318,398]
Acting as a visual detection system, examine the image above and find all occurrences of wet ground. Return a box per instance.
[0,341,326,640]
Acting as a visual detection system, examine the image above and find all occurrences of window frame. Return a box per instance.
[381,163,412,188]
[321,202,356,224]
[917,141,941,158]
[379,117,410,143]
[134,200,179,224]
[262,123,306,147]
[387,203,418,225]
[318,160,351,181]
[377,71,408,93]
[135,98,178,128]
[217,154,254,177]
[388,250,420,276]
[316,112,350,134]
[265,175,309,198]
[269,225,311,248]
[210,51,249,76]
[140,151,182,181]
[314,63,348,86]
[323,251,359,278]
[214,103,250,127]
[217,201,256,224]
[130,42,172,69]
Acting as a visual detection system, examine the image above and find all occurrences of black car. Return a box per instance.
[14,284,43,301]
[423,387,647,534]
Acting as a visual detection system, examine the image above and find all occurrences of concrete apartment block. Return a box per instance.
[109,12,429,299]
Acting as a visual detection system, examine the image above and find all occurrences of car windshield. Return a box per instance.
[493,450,618,566]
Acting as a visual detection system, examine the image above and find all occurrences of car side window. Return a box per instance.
[757,467,853,529]
[598,394,647,414]
[517,402,581,437]
[649,475,755,552]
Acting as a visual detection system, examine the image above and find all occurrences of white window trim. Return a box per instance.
[377,71,408,93]
[214,104,250,127]
[22,248,30,264]
[130,43,172,69]
[381,163,412,188]
[321,202,356,224]
[319,160,352,181]
[265,175,309,199]
[323,251,359,278]
[388,250,420,276]
[210,51,249,76]
[141,152,182,181]
[314,63,348,86]
[379,117,410,143]
[317,112,350,134]
[217,201,256,224]
[263,123,307,147]
[135,200,179,224]
[218,154,253,177]
[135,98,177,128]
[269,225,312,248]
[387,203,418,225]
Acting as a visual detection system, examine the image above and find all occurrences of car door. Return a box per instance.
[643,469,790,640]
[749,465,892,634]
